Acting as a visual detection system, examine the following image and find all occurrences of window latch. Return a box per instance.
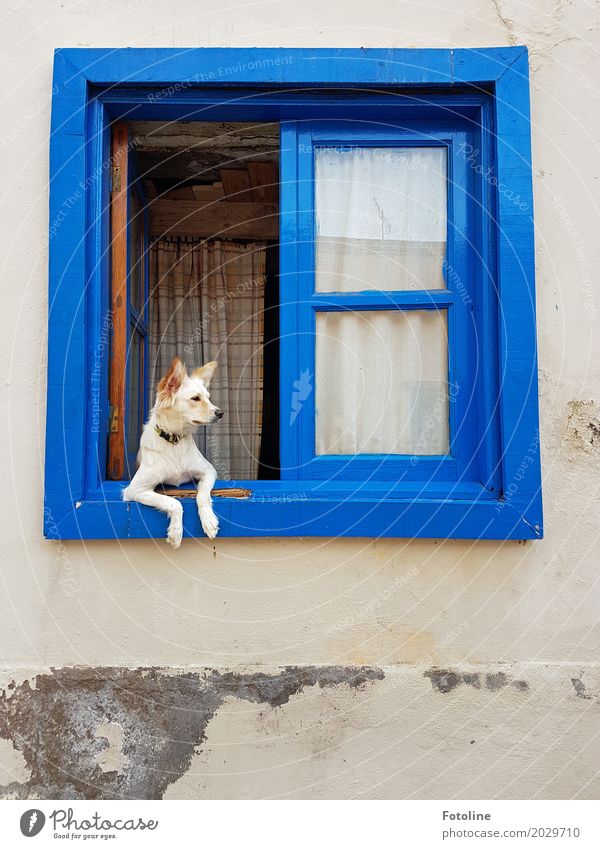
[111,165,121,193]
[109,405,119,433]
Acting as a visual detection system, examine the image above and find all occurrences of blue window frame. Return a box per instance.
[45,47,543,540]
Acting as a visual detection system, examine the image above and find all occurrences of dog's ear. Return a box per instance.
[156,357,187,407]
[193,361,217,388]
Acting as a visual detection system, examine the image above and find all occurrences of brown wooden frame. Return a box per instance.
[107,122,129,480]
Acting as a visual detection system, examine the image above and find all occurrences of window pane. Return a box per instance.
[127,328,143,455]
[315,147,447,292]
[315,310,449,455]
[129,189,144,313]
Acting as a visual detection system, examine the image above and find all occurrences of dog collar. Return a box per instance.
[154,424,181,445]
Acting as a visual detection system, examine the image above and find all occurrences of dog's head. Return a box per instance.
[155,356,223,427]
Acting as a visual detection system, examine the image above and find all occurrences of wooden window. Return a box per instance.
[108,123,149,479]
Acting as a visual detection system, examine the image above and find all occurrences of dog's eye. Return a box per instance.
[191,395,202,402]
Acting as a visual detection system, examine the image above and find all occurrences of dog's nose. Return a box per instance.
[215,409,224,420]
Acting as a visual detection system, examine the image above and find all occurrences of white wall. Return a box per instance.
[0,0,599,799]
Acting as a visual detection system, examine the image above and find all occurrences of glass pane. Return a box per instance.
[315,310,449,455]
[129,189,144,313]
[127,328,143,455]
[315,147,447,292]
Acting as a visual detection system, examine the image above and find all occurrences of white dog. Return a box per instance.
[123,356,222,547]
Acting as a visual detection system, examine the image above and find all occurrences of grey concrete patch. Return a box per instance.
[424,669,462,693]
[209,666,382,708]
[571,678,592,700]
[0,665,383,800]
[425,668,529,695]
[486,672,509,691]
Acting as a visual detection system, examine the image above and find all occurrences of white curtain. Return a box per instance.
[316,310,449,456]
[314,147,449,456]
[315,146,447,292]
[150,237,267,480]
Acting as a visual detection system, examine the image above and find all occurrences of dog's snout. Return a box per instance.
[215,409,224,420]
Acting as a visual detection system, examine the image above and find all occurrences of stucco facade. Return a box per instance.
[0,0,599,799]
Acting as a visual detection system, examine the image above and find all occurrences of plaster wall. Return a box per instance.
[0,0,598,799]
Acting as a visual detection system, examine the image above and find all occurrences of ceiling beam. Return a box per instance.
[150,199,278,240]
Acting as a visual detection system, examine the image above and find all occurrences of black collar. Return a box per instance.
[154,424,182,445]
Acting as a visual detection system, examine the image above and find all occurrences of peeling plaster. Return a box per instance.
[0,738,31,785]
[0,671,46,700]
[0,665,383,800]
[94,722,129,774]
[565,400,600,458]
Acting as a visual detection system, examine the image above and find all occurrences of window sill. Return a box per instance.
[47,480,542,541]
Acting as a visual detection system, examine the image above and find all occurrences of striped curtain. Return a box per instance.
[149,236,266,480]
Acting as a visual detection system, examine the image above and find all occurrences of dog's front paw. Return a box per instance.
[167,518,183,548]
[200,508,219,539]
